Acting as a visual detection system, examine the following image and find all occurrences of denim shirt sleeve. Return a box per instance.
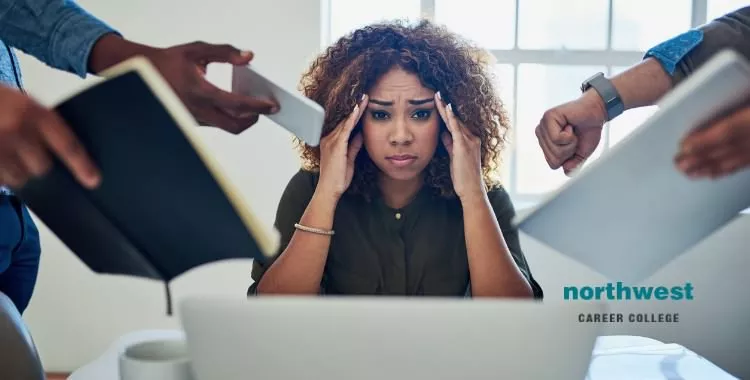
[645,6,750,85]
[0,0,120,78]
[644,30,704,75]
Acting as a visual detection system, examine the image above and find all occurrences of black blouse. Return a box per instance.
[249,169,543,298]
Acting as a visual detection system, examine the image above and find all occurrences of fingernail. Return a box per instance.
[360,93,367,102]
[447,103,453,113]
[353,104,359,113]
[270,106,280,114]
[436,91,442,101]
[87,174,102,188]
[679,158,695,171]
[240,50,253,57]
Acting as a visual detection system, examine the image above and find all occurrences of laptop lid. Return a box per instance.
[179,296,606,380]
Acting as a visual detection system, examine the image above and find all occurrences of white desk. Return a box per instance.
[68,330,737,380]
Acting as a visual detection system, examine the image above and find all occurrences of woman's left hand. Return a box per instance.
[435,92,485,201]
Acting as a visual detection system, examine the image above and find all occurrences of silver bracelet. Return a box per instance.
[294,223,335,236]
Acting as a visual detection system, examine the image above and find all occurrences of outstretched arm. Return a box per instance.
[0,0,119,77]
[668,6,750,85]
[0,0,278,133]
[0,1,282,191]
[601,6,750,114]
[535,6,750,175]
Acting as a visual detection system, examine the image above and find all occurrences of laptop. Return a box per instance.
[515,49,750,284]
[179,296,606,380]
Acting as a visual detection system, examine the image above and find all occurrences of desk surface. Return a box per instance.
[67,330,738,380]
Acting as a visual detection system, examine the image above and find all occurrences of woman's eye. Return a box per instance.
[412,110,432,119]
[371,111,389,120]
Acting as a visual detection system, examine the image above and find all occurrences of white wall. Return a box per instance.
[15,0,750,378]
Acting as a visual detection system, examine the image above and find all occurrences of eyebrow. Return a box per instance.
[369,98,435,106]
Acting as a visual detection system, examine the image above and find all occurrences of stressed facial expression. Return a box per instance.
[362,67,441,182]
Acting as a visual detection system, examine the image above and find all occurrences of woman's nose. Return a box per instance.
[389,119,413,145]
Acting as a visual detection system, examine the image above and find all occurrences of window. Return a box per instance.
[326,0,422,44]
[707,0,749,20]
[323,0,737,204]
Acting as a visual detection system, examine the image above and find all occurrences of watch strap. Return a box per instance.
[581,73,624,121]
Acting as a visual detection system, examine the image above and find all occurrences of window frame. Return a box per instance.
[322,0,722,206]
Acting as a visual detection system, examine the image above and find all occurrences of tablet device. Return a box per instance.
[515,49,750,283]
[232,64,325,146]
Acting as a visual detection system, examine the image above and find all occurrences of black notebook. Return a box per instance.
[16,57,279,314]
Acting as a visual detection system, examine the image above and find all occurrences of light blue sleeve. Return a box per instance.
[0,0,120,78]
[644,30,704,75]
[643,6,750,84]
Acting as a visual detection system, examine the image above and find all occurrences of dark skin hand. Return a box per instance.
[0,34,279,191]
[675,103,750,179]
[0,85,96,189]
[88,34,279,134]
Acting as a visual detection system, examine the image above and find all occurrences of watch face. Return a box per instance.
[581,72,604,93]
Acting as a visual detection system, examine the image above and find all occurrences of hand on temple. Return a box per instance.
[316,95,368,201]
[433,91,485,200]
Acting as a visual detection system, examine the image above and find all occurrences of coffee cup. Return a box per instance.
[118,338,194,380]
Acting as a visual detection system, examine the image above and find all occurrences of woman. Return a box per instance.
[249,19,543,299]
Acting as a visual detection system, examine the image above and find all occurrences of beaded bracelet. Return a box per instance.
[294,223,335,236]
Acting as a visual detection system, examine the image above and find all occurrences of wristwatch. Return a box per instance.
[580,72,624,121]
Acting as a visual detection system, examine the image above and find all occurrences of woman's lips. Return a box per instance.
[386,154,417,167]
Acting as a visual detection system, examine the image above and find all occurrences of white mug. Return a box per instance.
[119,338,195,380]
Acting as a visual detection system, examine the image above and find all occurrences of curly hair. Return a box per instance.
[295,19,511,200]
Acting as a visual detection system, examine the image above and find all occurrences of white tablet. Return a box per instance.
[515,49,750,284]
[231,64,325,146]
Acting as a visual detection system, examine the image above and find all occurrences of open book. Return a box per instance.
[16,56,280,314]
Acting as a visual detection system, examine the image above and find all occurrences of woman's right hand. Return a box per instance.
[317,95,369,200]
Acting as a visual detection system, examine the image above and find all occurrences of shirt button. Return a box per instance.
[395,212,402,220]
